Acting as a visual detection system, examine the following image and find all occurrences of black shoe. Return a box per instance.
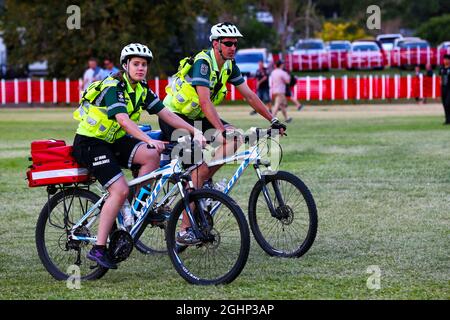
[249,110,257,115]
[297,104,304,111]
[87,247,117,269]
[286,117,293,123]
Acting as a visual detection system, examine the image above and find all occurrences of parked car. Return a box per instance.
[291,39,329,70]
[376,34,403,51]
[348,41,384,70]
[397,39,434,68]
[393,37,421,49]
[437,41,450,51]
[326,40,351,69]
[234,48,272,77]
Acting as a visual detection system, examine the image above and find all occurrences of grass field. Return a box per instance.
[0,104,448,300]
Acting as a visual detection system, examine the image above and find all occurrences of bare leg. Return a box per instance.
[97,176,129,245]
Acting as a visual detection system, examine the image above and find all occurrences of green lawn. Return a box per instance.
[0,107,448,299]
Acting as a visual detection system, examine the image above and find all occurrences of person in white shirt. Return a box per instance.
[270,60,292,123]
[82,58,103,91]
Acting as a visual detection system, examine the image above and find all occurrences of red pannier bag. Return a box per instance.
[27,139,91,187]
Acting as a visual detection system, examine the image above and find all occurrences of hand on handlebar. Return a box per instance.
[270,118,287,137]
[146,139,168,153]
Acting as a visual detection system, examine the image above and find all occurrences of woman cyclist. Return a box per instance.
[72,43,204,269]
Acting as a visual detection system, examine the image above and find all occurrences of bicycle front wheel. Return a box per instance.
[35,187,109,280]
[248,171,318,258]
[166,189,250,285]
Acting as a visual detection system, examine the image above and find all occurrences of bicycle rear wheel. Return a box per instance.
[35,187,109,280]
[248,171,318,258]
[166,189,250,285]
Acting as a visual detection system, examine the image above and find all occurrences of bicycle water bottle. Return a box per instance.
[121,199,134,228]
[215,178,228,192]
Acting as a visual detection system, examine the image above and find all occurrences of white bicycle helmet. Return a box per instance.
[120,43,153,65]
[209,22,243,41]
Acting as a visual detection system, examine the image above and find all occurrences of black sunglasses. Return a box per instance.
[221,41,238,48]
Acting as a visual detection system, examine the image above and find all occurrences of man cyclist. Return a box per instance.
[72,43,204,269]
[158,22,287,245]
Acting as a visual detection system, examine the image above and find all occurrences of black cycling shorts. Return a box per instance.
[72,134,145,188]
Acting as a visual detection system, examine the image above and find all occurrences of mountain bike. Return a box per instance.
[137,126,318,258]
[34,146,250,285]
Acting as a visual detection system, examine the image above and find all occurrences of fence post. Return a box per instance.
[1,79,5,105]
[369,75,373,100]
[319,76,323,101]
[14,78,18,104]
[65,78,70,104]
[356,75,360,100]
[344,75,348,101]
[53,78,57,104]
[426,47,430,66]
[331,75,335,101]
[382,75,386,100]
[27,78,32,104]
[289,53,293,71]
[40,78,44,104]
[79,78,83,100]
[155,76,159,97]
[306,76,310,101]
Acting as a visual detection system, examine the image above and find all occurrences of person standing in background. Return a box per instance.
[284,69,303,111]
[250,60,271,115]
[439,54,450,125]
[100,57,120,79]
[82,57,103,91]
[270,60,292,123]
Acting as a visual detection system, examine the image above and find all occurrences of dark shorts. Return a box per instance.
[158,113,229,143]
[285,87,293,97]
[72,134,145,188]
[257,88,271,103]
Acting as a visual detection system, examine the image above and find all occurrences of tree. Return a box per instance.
[258,0,323,53]
[1,0,204,78]
[415,14,450,46]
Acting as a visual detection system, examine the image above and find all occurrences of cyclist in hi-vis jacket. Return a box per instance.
[158,22,287,245]
[72,43,204,269]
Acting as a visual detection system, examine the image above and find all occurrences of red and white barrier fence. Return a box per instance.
[274,47,450,71]
[0,75,443,105]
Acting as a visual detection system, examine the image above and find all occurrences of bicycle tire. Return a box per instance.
[248,171,318,258]
[166,189,250,285]
[35,187,109,280]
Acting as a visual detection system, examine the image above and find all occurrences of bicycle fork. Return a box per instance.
[254,165,286,218]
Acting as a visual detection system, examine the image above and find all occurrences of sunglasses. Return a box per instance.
[221,41,238,48]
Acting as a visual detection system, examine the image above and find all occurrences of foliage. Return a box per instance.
[415,14,450,46]
[316,21,370,42]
